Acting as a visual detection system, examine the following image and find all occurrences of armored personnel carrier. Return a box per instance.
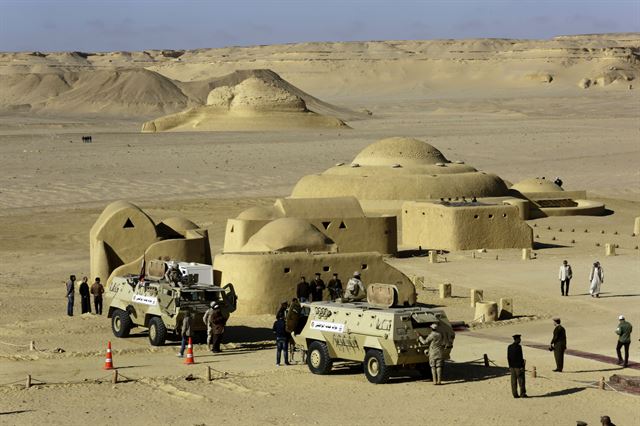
[105,260,237,346]
[292,284,454,384]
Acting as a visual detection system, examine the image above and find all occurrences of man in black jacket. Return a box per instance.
[296,276,310,302]
[549,318,567,372]
[507,334,527,398]
[310,273,325,302]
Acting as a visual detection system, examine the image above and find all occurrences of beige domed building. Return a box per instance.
[509,177,606,218]
[291,137,510,214]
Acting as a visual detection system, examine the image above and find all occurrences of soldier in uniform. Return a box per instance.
[203,302,216,350]
[344,271,366,301]
[549,318,567,372]
[507,334,527,398]
[327,273,343,301]
[418,323,446,385]
[165,261,183,285]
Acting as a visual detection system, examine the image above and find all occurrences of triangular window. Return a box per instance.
[321,221,331,230]
[339,221,347,229]
[123,218,134,228]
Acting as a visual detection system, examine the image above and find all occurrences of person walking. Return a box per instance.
[589,261,604,297]
[327,273,343,301]
[65,275,76,316]
[79,276,91,314]
[310,273,325,302]
[177,309,192,358]
[296,276,310,302]
[344,271,366,301]
[558,260,573,296]
[615,315,632,368]
[418,323,446,385]
[90,277,104,315]
[273,316,290,366]
[507,334,527,398]
[549,318,567,372]
[211,304,227,353]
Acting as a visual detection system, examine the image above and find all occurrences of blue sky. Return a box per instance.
[0,0,638,52]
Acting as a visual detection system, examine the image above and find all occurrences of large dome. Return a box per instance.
[353,137,449,166]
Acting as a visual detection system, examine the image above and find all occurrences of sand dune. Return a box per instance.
[141,69,354,132]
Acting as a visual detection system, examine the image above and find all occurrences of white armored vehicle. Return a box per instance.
[292,284,454,384]
[106,260,237,346]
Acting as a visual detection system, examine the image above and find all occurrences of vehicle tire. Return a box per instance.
[148,317,167,346]
[111,309,132,338]
[416,363,433,380]
[307,341,333,375]
[363,349,391,384]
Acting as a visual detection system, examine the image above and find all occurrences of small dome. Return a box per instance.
[511,178,563,194]
[158,216,199,237]
[237,206,280,220]
[240,218,334,252]
[353,137,449,166]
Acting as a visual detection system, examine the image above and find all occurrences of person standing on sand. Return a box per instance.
[615,315,632,368]
[177,309,192,358]
[559,260,573,296]
[507,334,527,398]
[273,315,290,366]
[90,277,104,315]
[417,323,446,385]
[549,318,567,372]
[589,261,604,297]
[211,304,226,353]
[79,276,91,314]
[65,275,76,316]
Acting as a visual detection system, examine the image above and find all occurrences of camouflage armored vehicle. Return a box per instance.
[292,284,454,384]
[106,261,237,346]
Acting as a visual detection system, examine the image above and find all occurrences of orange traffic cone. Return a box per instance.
[184,337,195,365]
[103,341,114,370]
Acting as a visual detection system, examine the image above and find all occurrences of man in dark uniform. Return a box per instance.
[507,334,527,398]
[327,273,343,301]
[310,273,325,302]
[549,318,567,372]
[296,276,310,302]
[211,304,227,353]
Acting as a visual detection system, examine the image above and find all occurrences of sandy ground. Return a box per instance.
[1,40,640,425]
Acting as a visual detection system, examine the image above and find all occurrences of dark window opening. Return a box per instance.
[284,267,290,274]
[361,264,368,270]
[230,225,234,233]
[339,221,347,229]
[322,266,330,272]
[123,218,134,228]
[488,214,494,219]
[321,221,331,230]
[473,214,479,219]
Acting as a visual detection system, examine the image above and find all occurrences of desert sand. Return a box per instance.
[0,34,639,425]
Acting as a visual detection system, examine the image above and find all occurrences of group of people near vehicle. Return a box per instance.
[177,302,227,357]
[64,274,105,316]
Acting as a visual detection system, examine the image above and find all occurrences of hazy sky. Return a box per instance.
[1,0,638,52]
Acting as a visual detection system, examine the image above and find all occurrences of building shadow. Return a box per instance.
[533,242,569,250]
[224,326,275,343]
[530,386,586,398]
[0,410,34,416]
